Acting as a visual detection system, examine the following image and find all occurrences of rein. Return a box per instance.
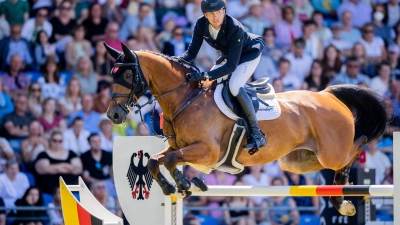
[111,53,220,140]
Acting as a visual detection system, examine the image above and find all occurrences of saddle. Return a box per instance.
[221,77,272,117]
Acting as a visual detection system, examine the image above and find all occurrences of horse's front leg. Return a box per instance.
[164,142,216,193]
[148,147,177,195]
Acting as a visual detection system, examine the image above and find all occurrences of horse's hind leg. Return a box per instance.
[148,147,177,195]
[329,136,367,216]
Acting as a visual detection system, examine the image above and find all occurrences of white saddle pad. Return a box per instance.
[214,83,281,121]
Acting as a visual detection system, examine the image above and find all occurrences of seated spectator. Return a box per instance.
[371,62,391,96]
[0,159,30,210]
[0,138,15,172]
[154,18,176,50]
[11,186,47,225]
[104,22,124,51]
[261,28,285,66]
[384,0,400,28]
[302,60,330,91]
[73,56,98,94]
[47,187,63,225]
[162,26,188,56]
[287,0,314,22]
[360,23,387,64]
[21,120,47,170]
[90,180,121,216]
[226,0,250,21]
[63,117,90,155]
[0,77,14,122]
[39,98,67,134]
[59,77,82,118]
[351,42,376,77]
[253,55,277,80]
[37,57,65,100]
[273,58,302,91]
[360,139,392,184]
[222,180,256,225]
[338,11,362,45]
[283,171,319,215]
[312,11,333,48]
[242,165,270,207]
[329,23,353,55]
[93,80,111,114]
[0,0,29,26]
[372,4,391,46]
[21,7,52,45]
[68,94,101,133]
[136,26,158,52]
[260,0,281,25]
[101,0,124,26]
[332,57,371,86]
[92,41,113,83]
[27,82,43,118]
[274,6,302,50]
[99,117,118,152]
[81,133,112,185]
[34,131,82,194]
[184,0,202,29]
[337,0,372,28]
[241,1,270,36]
[260,177,300,225]
[388,45,400,79]
[65,24,91,71]
[204,170,237,219]
[321,45,343,79]
[119,3,156,40]
[302,20,323,59]
[2,94,36,139]
[0,24,33,71]
[272,78,284,93]
[34,31,58,70]
[1,54,30,98]
[284,38,313,80]
[50,0,76,54]
[0,196,5,225]
[82,3,108,46]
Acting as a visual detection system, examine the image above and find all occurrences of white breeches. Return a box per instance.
[211,55,261,96]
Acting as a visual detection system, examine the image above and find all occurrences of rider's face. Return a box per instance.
[204,8,225,28]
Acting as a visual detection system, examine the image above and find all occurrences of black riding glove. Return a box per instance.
[186,72,206,82]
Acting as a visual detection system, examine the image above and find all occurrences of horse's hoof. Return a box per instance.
[338,200,356,216]
[176,177,191,191]
[192,177,208,192]
[180,190,192,199]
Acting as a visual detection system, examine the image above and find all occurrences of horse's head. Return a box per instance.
[104,42,148,124]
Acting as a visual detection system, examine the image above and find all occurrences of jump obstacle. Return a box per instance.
[60,134,400,225]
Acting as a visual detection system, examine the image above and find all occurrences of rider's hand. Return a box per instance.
[186,72,205,82]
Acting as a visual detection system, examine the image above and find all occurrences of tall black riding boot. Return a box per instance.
[235,87,267,152]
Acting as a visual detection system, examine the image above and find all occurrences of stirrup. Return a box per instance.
[244,132,267,155]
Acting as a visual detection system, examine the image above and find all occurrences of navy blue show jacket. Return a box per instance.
[179,14,265,79]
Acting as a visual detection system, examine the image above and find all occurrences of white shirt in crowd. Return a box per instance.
[242,172,270,205]
[359,36,385,58]
[0,173,30,209]
[284,52,313,81]
[62,128,90,155]
[365,150,391,184]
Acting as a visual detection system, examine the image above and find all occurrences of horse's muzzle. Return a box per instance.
[107,106,127,124]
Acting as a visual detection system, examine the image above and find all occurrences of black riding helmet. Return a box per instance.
[201,0,226,13]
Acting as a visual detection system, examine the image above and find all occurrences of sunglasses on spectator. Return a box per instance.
[31,88,41,92]
[37,13,48,17]
[174,32,184,36]
[52,139,63,143]
[364,29,374,33]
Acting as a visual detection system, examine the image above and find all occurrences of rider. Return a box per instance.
[177,0,267,151]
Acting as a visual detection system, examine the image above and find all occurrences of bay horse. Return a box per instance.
[105,43,387,216]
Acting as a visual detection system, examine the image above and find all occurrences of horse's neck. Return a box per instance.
[139,53,192,120]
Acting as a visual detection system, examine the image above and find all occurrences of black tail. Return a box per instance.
[327,84,388,142]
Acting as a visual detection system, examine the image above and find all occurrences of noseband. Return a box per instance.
[111,54,149,114]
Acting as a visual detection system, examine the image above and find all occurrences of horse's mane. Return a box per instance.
[141,49,197,72]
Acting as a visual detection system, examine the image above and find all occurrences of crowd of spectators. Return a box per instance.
[0,0,397,224]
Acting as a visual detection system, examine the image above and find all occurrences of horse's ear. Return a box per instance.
[103,42,120,60]
[121,42,135,61]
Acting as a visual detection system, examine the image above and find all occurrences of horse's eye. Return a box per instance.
[126,73,132,78]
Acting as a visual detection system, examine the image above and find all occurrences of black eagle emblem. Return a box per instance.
[127,150,153,200]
